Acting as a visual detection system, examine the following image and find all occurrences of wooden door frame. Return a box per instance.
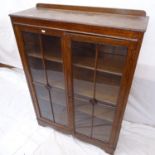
[65,32,138,150]
[13,24,72,132]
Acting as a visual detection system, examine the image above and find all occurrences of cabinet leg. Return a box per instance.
[37,118,47,127]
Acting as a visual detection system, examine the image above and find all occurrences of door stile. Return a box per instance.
[61,33,74,131]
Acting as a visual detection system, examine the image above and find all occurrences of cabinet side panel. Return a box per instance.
[109,33,144,150]
[11,20,41,119]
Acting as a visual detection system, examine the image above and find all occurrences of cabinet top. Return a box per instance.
[10,3,149,32]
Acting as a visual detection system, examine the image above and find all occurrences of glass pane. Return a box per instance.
[72,41,95,137]
[74,98,92,137]
[73,67,94,99]
[50,87,67,125]
[42,35,62,62]
[22,32,41,56]
[22,32,46,84]
[92,103,115,142]
[27,57,46,83]
[97,45,127,74]
[34,84,53,121]
[37,98,53,121]
[46,61,65,89]
[34,84,49,100]
[42,35,68,126]
[72,41,96,68]
[95,44,127,105]
[95,71,121,105]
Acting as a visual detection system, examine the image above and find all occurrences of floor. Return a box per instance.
[0,67,155,155]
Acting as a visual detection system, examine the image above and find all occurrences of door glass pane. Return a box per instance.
[22,32,41,56]
[34,84,49,100]
[42,35,68,126]
[23,32,68,126]
[92,103,115,142]
[71,39,127,142]
[37,98,53,121]
[50,87,67,125]
[46,61,65,89]
[95,44,127,105]
[72,41,95,137]
[72,41,96,68]
[95,71,121,105]
[42,35,62,62]
[74,97,92,137]
[22,32,46,84]
[73,67,94,99]
[72,41,95,99]
[34,84,53,121]
[26,57,46,83]
[97,45,127,74]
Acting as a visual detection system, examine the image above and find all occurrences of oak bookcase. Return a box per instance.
[10,3,148,154]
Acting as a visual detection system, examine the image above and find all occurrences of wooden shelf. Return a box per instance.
[32,70,65,90]
[28,50,124,77]
[73,54,125,76]
[74,79,119,105]
[75,99,115,122]
[75,111,112,141]
[34,83,66,107]
[38,95,67,125]
[29,53,119,105]
[27,52,62,63]
[45,51,62,63]
[48,70,65,90]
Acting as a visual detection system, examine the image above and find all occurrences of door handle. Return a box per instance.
[89,98,97,105]
[41,29,46,33]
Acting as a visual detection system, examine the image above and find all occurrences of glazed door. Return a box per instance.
[69,34,130,142]
[20,27,68,127]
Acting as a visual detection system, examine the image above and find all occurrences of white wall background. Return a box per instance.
[0,0,155,126]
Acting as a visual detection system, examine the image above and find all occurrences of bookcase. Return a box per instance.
[10,3,148,154]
